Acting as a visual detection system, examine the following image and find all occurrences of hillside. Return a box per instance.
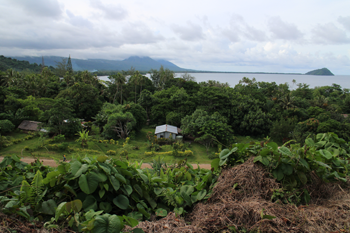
[0,55,49,72]
[10,55,192,72]
[305,68,334,76]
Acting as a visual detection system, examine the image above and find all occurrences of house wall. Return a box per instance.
[156,132,176,139]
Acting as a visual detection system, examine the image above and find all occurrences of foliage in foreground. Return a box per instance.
[213,132,350,205]
[0,154,217,232]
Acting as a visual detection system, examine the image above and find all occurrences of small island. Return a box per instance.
[305,68,334,76]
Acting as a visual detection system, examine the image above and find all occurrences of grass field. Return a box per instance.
[0,127,263,164]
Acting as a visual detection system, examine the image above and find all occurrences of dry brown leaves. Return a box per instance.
[130,158,350,233]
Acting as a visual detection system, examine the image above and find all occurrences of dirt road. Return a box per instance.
[0,157,212,169]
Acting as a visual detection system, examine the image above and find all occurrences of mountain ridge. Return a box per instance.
[10,55,191,72]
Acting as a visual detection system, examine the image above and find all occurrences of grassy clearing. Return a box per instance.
[0,127,216,164]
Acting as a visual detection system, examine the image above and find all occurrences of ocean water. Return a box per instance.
[175,73,350,89]
[99,73,350,89]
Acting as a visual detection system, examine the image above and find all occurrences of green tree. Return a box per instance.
[67,55,73,74]
[181,109,233,146]
[102,104,136,139]
[40,98,81,136]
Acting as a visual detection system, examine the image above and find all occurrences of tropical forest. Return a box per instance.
[1,55,350,232]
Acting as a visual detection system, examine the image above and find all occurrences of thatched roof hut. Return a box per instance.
[17,120,42,131]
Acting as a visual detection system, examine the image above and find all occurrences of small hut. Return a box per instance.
[155,124,181,139]
[17,120,42,132]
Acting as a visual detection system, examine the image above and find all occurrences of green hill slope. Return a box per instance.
[305,68,334,76]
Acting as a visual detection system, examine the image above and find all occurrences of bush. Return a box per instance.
[0,120,15,134]
[106,150,116,155]
[269,118,296,144]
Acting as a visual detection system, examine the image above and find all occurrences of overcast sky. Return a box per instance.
[1,0,349,74]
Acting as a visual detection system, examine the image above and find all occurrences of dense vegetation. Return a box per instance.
[305,67,334,76]
[1,59,350,232]
[0,55,55,73]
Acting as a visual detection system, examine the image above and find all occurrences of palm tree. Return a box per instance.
[116,73,126,104]
[131,71,141,103]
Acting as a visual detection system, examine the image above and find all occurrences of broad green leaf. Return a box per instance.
[278,147,293,157]
[297,171,307,185]
[132,228,145,233]
[66,199,82,213]
[151,177,164,183]
[98,163,111,174]
[99,202,112,213]
[180,185,194,196]
[69,161,82,176]
[299,159,310,170]
[41,199,57,215]
[55,202,67,222]
[64,184,77,196]
[110,176,120,192]
[83,195,98,212]
[93,214,123,233]
[99,189,105,198]
[124,185,133,196]
[281,163,293,176]
[133,184,143,197]
[73,164,89,178]
[219,149,231,160]
[266,142,278,151]
[315,161,331,169]
[174,207,183,215]
[319,149,332,160]
[137,203,150,219]
[305,138,315,147]
[181,192,192,206]
[211,158,220,171]
[123,215,139,228]
[196,181,206,191]
[260,148,270,156]
[79,173,100,194]
[97,155,108,163]
[272,168,284,181]
[219,158,227,166]
[113,195,129,210]
[155,208,167,217]
[114,173,127,184]
[94,172,107,182]
[85,209,104,221]
[154,188,163,195]
[196,189,207,201]
[128,212,143,221]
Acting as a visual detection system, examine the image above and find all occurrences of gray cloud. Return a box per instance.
[222,15,267,42]
[66,10,93,29]
[7,0,62,19]
[120,23,164,44]
[312,23,350,44]
[89,0,128,20]
[172,22,204,41]
[338,16,350,31]
[268,16,303,40]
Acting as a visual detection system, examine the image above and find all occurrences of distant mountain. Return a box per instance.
[305,68,334,76]
[10,55,192,72]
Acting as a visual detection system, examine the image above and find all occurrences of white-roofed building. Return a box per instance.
[155,124,181,139]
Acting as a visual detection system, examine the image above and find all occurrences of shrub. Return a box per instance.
[0,120,15,134]
[53,134,65,142]
[106,150,116,155]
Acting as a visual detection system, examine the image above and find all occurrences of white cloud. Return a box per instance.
[268,16,303,40]
[6,0,63,19]
[312,23,350,44]
[338,16,350,32]
[171,22,205,41]
[89,0,127,21]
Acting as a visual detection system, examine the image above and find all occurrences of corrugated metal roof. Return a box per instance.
[155,124,178,134]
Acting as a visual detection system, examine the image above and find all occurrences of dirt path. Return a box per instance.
[0,157,212,170]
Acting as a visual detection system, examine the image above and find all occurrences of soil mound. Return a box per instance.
[132,158,350,232]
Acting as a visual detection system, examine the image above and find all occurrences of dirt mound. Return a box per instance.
[131,158,350,233]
